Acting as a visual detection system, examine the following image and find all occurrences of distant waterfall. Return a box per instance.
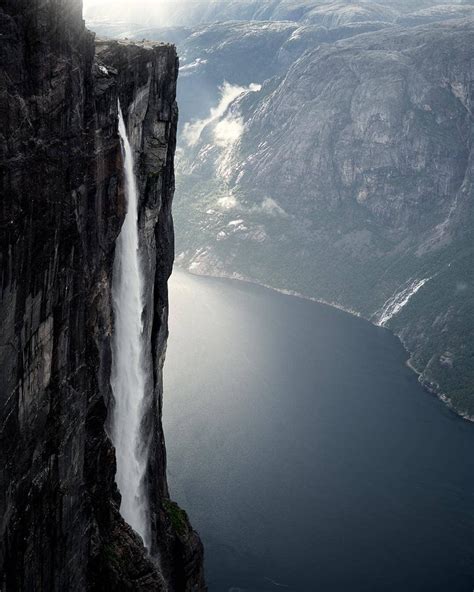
[376,277,431,326]
[110,103,150,549]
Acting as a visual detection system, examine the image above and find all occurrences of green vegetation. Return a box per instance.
[102,543,123,573]
[391,243,474,417]
[163,499,189,536]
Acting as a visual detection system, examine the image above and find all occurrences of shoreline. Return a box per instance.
[404,345,474,423]
[182,265,363,317]
[176,264,474,424]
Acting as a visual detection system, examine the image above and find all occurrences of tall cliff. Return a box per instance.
[0,1,204,590]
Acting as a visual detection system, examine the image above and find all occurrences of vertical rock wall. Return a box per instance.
[0,2,204,590]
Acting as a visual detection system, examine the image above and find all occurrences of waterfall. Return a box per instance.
[376,277,431,326]
[110,103,150,549]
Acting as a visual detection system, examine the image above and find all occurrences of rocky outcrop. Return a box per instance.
[0,1,204,590]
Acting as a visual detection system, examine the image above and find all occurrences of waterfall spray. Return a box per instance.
[110,103,150,549]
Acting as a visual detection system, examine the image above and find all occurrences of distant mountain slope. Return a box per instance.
[173,18,474,417]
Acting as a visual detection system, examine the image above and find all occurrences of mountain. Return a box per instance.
[173,17,474,418]
[0,1,204,589]
[86,8,474,413]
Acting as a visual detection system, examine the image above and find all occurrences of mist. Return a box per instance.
[183,82,260,147]
[83,0,165,24]
[83,0,450,27]
[83,0,228,25]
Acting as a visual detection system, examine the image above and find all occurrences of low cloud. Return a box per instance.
[259,197,288,217]
[216,194,238,209]
[183,82,261,147]
[214,115,245,147]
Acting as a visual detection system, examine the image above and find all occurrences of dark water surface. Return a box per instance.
[163,268,474,592]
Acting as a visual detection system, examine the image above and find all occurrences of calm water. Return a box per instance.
[163,268,474,592]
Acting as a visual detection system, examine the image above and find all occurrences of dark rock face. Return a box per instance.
[0,1,204,590]
[95,39,206,590]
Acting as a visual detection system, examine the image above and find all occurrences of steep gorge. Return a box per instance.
[0,1,204,590]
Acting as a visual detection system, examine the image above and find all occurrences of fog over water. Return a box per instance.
[164,269,474,592]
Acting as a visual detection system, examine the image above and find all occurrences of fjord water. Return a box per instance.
[110,105,150,548]
[164,269,474,592]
